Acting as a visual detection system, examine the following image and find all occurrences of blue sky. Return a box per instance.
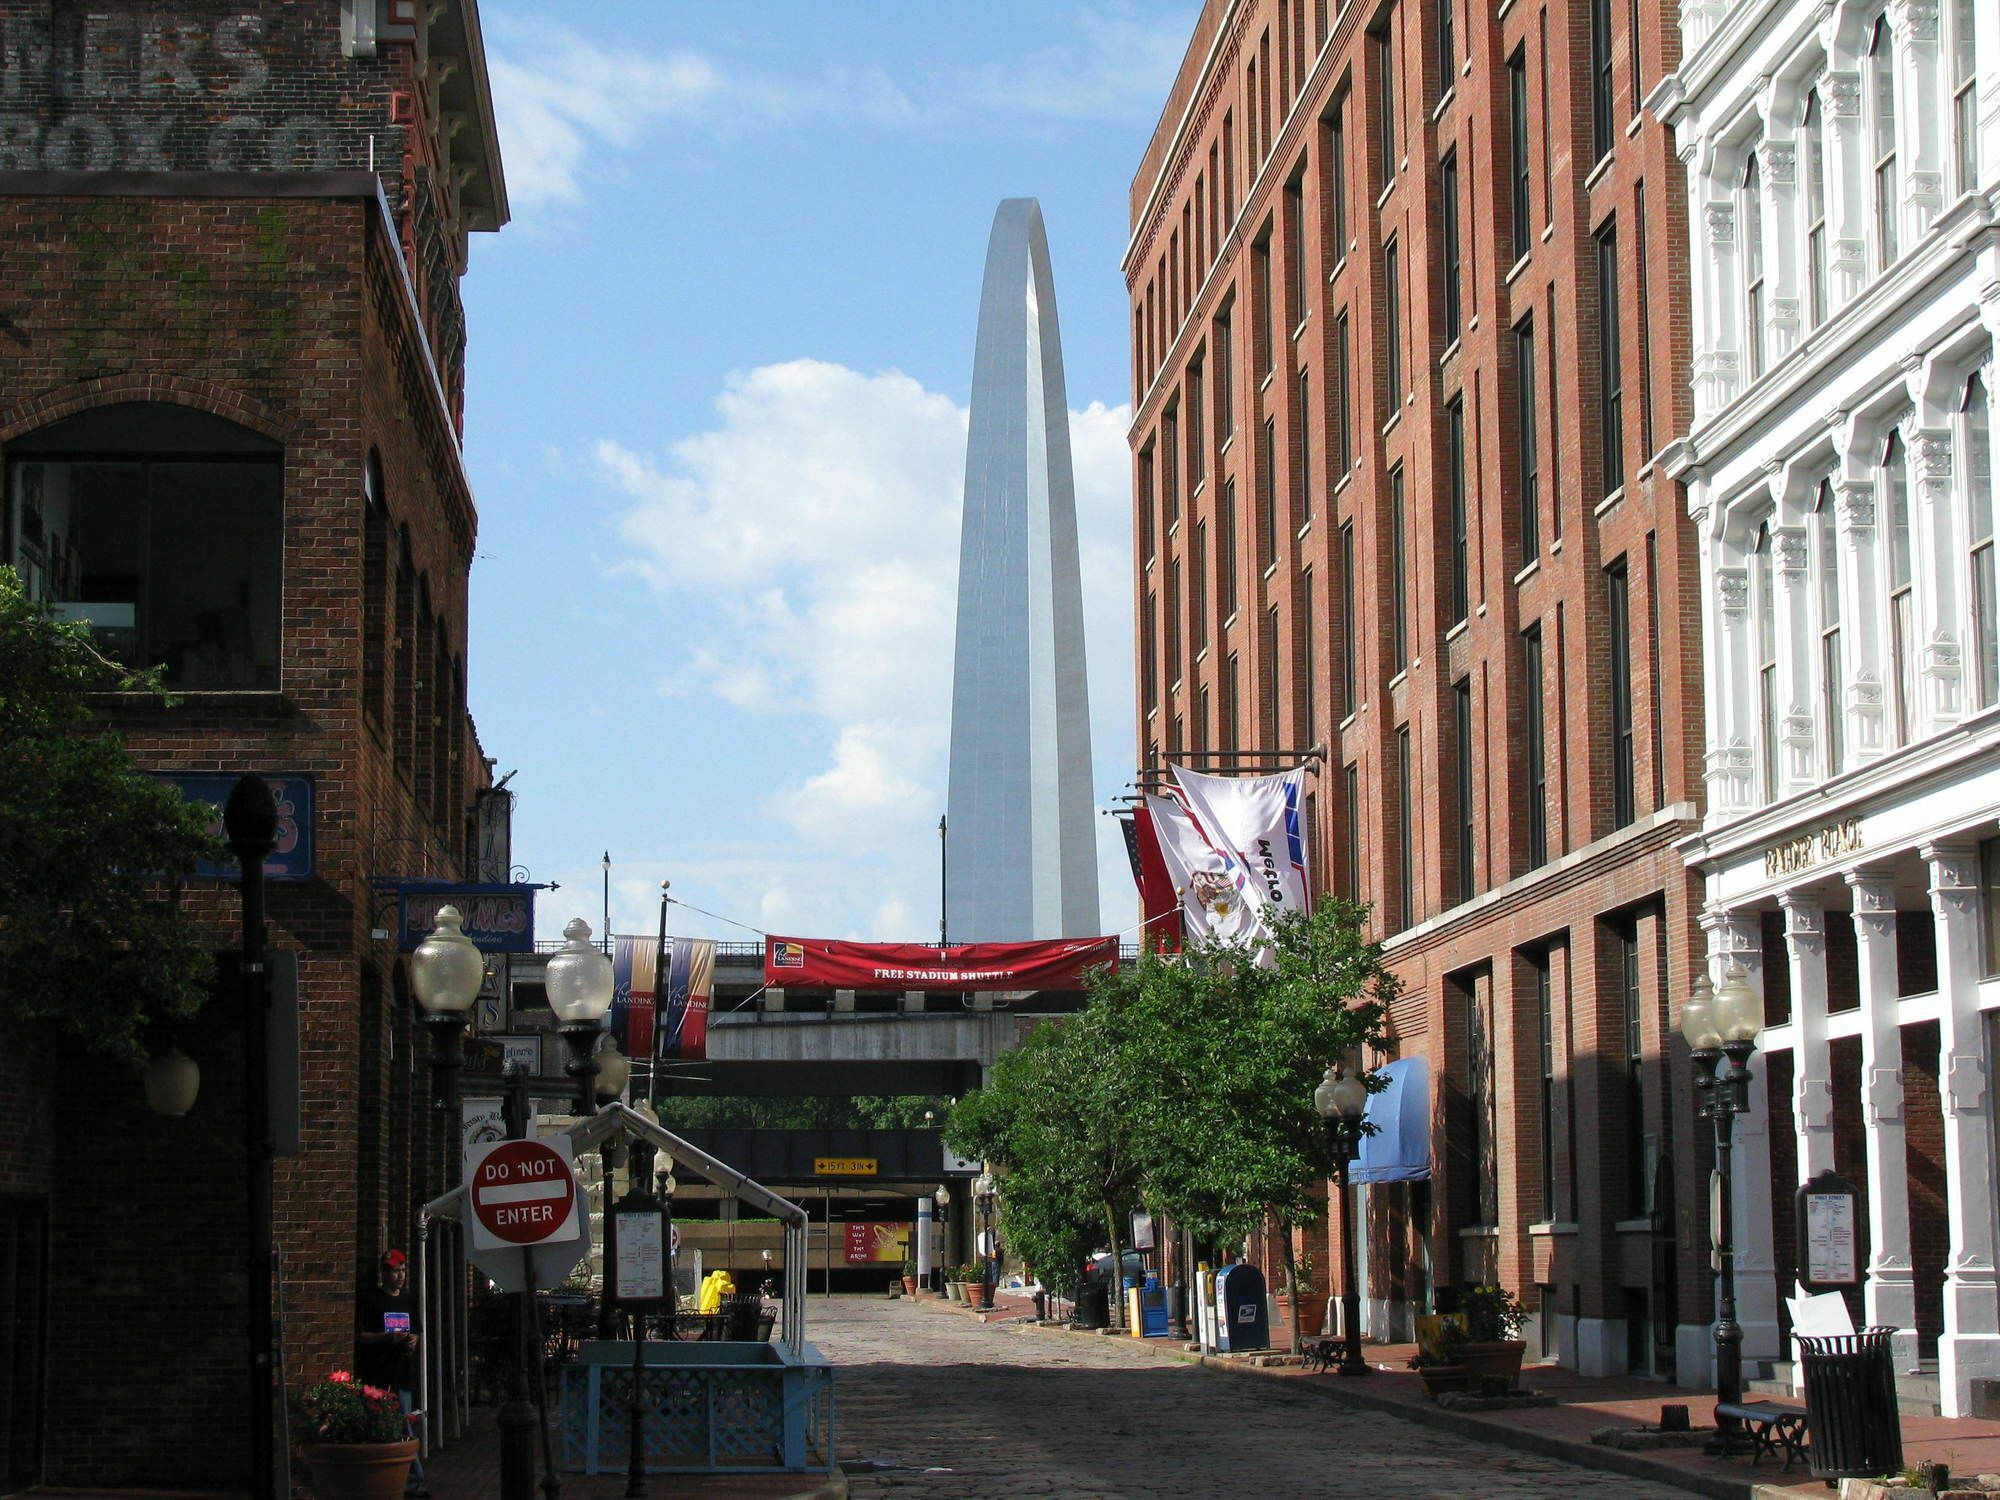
[462,2,1201,946]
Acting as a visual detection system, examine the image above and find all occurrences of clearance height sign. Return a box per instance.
[466,1137,582,1252]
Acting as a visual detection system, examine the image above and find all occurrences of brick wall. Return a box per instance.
[0,182,485,1488]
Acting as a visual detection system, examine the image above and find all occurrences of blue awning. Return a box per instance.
[1348,1056,1431,1184]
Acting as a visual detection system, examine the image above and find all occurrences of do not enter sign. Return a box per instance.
[466,1137,581,1251]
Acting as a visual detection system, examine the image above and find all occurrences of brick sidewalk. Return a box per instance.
[909,1292,2000,1498]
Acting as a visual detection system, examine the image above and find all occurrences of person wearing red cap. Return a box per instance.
[356,1250,428,1497]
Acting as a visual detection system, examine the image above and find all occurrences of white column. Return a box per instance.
[1704,906,1783,1365]
[1697,195,1743,414]
[1819,66,1870,310]
[917,1196,934,1287]
[1833,415,1889,764]
[1908,418,1965,732]
[1923,841,2000,1416]
[1773,525,1819,793]
[1711,562,1757,814]
[1847,868,1918,1370]
[1759,132,1804,361]
[1781,892,1835,1180]
[1890,0,1947,240]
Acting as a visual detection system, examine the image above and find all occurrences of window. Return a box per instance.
[1885,430,1915,743]
[1301,568,1317,748]
[1384,237,1403,408]
[1374,15,1397,183]
[1967,373,1997,709]
[1448,395,1469,623]
[1339,519,1357,716]
[1216,303,1236,441]
[1517,319,1540,564]
[1633,192,1654,459]
[1509,50,1531,262]
[1223,651,1241,751]
[1193,519,1210,656]
[1951,0,1979,194]
[1140,443,1157,560]
[1438,0,1455,91]
[1247,56,1261,166]
[1221,479,1240,621]
[1814,481,1844,774]
[1334,310,1353,472]
[1742,151,1764,381]
[1608,560,1635,828]
[6,402,282,689]
[394,534,415,770]
[1343,761,1361,899]
[1590,0,1614,163]
[1326,94,1349,264]
[1164,406,1181,529]
[1224,110,1236,216]
[1454,677,1475,902]
[1297,369,1313,528]
[1264,605,1282,742]
[1524,624,1547,867]
[1189,360,1206,488]
[1869,14,1899,269]
[1389,464,1408,671]
[1258,417,1278,570]
[1534,951,1556,1216]
[1395,724,1414,930]
[1167,555,1183,686]
[1464,974,1494,1221]
[1618,923,1645,1216]
[1442,150,1462,343]
[1197,683,1211,750]
[1754,523,1779,794]
[1597,225,1623,496]
[363,451,387,725]
[1286,172,1307,331]
[1255,233,1276,378]
[1803,91,1829,327]
[1143,591,1159,713]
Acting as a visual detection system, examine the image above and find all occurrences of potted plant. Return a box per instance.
[900,1258,918,1296]
[291,1369,417,1499]
[966,1266,993,1310]
[1408,1320,1471,1398]
[1454,1283,1529,1389]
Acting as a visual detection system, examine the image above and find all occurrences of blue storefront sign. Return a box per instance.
[159,773,315,882]
[397,883,537,953]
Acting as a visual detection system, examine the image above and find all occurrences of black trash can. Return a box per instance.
[1075,1283,1110,1329]
[722,1292,764,1342]
[1797,1326,1903,1479]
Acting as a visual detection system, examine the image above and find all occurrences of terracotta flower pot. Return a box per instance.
[967,1282,992,1310]
[1456,1339,1526,1389]
[1415,1365,1472,1398]
[300,1438,418,1499]
[901,1277,917,1295]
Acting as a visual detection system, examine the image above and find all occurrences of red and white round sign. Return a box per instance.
[468,1139,580,1247]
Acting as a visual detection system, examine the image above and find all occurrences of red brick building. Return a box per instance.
[1129,0,1709,1375]
[0,2,505,1489]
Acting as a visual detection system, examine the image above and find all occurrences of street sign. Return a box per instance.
[470,1180,591,1294]
[814,1157,877,1177]
[467,1137,582,1251]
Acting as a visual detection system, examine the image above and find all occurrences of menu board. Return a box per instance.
[1795,1170,1861,1289]
[614,1211,666,1303]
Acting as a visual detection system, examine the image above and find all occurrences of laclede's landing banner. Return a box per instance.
[1149,763,1311,959]
[764,936,1118,991]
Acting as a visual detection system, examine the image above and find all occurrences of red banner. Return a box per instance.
[764,936,1118,991]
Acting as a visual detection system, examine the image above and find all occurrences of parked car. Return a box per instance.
[1082,1250,1147,1286]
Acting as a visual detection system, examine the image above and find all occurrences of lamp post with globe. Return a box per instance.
[1680,967,1765,1450]
[545,917,615,1116]
[409,905,485,1112]
[1314,1063,1371,1377]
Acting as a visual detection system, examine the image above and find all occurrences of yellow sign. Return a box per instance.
[813,1157,878,1177]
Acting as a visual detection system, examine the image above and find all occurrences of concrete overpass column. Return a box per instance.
[902,990,924,1013]
[970,992,993,1011]
[765,986,785,1012]
[834,989,856,1013]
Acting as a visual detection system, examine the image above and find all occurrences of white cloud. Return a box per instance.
[958,5,1196,122]
[594,359,1138,942]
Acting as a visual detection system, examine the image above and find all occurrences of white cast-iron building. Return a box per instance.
[1662,0,1998,1415]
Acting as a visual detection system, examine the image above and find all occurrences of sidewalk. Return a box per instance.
[909,1293,2000,1499]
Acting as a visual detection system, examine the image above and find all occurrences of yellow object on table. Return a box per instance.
[696,1270,735,1314]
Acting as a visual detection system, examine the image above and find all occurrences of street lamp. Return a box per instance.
[594,1038,631,1105]
[411,905,485,1110]
[933,1183,951,1293]
[144,1046,200,1117]
[546,917,615,1115]
[973,1166,998,1293]
[1314,1063,1371,1377]
[1682,966,1763,1451]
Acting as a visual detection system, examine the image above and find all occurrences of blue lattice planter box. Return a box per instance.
[558,1339,835,1475]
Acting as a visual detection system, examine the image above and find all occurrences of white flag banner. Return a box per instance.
[1168,763,1312,953]
[1145,793,1262,946]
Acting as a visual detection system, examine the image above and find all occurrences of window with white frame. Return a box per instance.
[1802,89,1829,328]
[1966,370,1997,710]
[1867,14,1898,270]
[1754,521,1780,799]
[1814,480,1844,774]
[1884,427,1915,744]
[1949,0,1978,196]
[1741,148,1765,381]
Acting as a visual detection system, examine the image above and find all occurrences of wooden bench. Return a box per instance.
[1715,1400,1810,1472]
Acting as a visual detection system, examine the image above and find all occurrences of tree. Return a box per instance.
[0,569,223,1062]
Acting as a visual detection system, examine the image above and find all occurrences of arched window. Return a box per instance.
[1814,480,1843,774]
[1868,15,1898,269]
[1883,428,1915,743]
[1965,371,1996,709]
[1742,149,1765,380]
[394,531,416,773]
[1802,90,1828,326]
[1754,522,1780,799]
[363,451,388,727]
[6,401,282,688]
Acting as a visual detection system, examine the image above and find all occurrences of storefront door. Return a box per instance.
[0,1196,48,1489]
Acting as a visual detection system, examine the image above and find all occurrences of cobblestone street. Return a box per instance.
[813,1299,1685,1498]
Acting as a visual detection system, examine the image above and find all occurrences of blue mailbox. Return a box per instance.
[1212,1262,1269,1352]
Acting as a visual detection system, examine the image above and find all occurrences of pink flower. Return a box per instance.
[362,1385,390,1400]
[329,1370,353,1384]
